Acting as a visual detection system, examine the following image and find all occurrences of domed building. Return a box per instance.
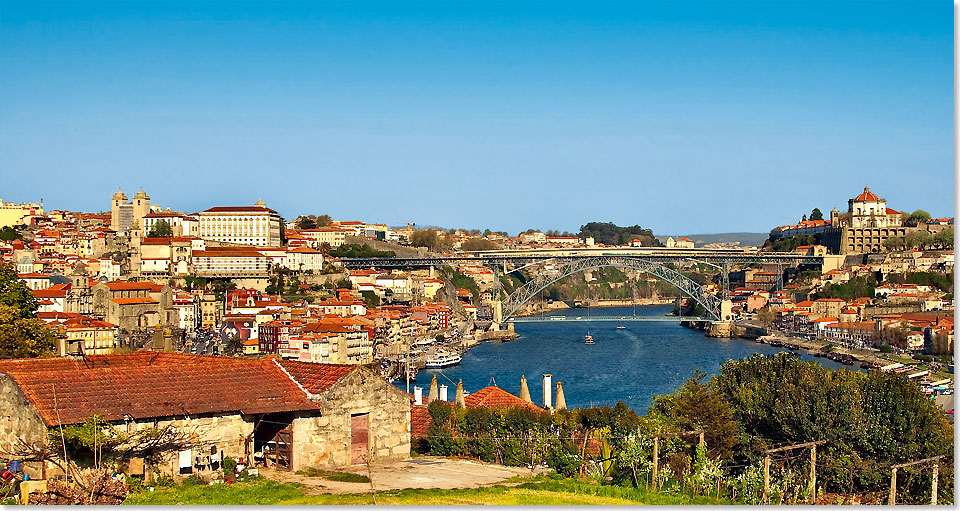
[825,187,910,254]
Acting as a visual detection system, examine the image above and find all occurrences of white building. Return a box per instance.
[197,200,283,247]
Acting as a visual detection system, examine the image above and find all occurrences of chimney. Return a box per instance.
[519,375,533,403]
[427,375,438,403]
[414,386,423,405]
[439,384,448,402]
[542,374,552,409]
[455,380,466,408]
[555,382,567,411]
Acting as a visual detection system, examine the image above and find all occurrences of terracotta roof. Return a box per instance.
[410,403,432,437]
[853,187,880,202]
[0,352,320,426]
[111,297,159,305]
[274,359,357,395]
[464,386,542,411]
[103,281,157,291]
[202,206,277,214]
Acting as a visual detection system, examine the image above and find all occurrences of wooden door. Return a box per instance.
[350,413,369,465]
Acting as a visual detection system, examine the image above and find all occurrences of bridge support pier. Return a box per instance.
[706,299,739,338]
[491,300,503,331]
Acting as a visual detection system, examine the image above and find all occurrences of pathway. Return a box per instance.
[260,457,546,495]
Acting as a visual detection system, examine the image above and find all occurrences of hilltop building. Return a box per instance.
[197,200,284,247]
[110,189,155,235]
[771,187,912,255]
[0,198,43,228]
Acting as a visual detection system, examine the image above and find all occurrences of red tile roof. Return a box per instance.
[0,352,320,426]
[410,404,432,437]
[464,386,542,411]
[853,187,880,202]
[274,359,357,395]
[102,281,157,291]
[111,297,159,305]
[202,206,277,214]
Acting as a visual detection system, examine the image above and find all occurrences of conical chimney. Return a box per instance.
[555,382,567,411]
[519,375,533,403]
[427,375,439,403]
[455,379,466,408]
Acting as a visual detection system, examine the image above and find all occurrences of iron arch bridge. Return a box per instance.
[498,256,723,322]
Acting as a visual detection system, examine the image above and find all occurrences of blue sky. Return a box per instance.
[0,1,953,235]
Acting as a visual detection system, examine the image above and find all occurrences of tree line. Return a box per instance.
[416,353,953,504]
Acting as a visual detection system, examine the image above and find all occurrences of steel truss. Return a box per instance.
[499,256,723,321]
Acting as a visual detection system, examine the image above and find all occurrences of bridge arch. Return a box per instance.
[498,256,723,322]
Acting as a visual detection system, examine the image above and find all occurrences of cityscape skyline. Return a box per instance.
[1,0,953,235]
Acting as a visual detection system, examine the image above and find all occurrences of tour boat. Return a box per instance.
[585,332,594,344]
[425,350,463,369]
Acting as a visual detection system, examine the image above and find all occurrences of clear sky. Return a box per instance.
[0,1,953,235]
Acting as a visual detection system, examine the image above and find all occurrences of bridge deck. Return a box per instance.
[507,315,711,323]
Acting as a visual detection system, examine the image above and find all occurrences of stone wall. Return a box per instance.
[0,375,48,477]
[142,413,255,479]
[292,366,410,470]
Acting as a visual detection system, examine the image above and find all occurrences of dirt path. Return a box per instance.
[261,457,546,495]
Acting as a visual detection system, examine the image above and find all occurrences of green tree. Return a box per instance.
[906,230,932,249]
[0,304,58,359]
[410,229,440,250]
[905,210,931,227]
[933,228,953,249]
[0,261,39,318]
[809,208,824,221]
[0,226,22,241]
[147,219,173,238]
[223,334,243,356]
[460,238,496,251]
[883,236,906,251]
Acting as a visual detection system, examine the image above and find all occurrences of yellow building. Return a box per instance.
[0,198,43,228]
[59,317,119,355]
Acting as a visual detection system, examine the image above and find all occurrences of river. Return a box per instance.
[404,305,858,412]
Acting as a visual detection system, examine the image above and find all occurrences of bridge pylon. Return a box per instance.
[492,300,503,330]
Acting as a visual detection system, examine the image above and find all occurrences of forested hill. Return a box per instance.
[579,222,661,246]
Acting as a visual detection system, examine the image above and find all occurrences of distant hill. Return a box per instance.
[655,232,769,248]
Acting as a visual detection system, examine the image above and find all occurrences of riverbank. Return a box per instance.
[512,299,675,318]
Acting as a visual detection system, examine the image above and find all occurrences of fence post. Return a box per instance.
[931,462,938,505]
[808,444,817,503]
[888,467,897,505]
[763,453,770,504]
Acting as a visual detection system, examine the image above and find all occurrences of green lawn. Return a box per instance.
[123,476,734,505]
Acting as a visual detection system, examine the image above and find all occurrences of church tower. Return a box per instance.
[110,189,127,231]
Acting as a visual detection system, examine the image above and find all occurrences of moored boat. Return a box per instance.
[426,349,463,369]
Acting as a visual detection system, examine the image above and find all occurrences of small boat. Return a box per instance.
[616,325,626,330]
[585,332,594,344]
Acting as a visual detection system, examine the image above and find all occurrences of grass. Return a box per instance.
[123,474,735,505]
[295,467,370,483]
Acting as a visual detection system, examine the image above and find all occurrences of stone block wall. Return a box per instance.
[142,413,255,479]
[292,366,410,470]
[0,376,49,478]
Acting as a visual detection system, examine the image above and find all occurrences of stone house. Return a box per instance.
[0,352,409,480]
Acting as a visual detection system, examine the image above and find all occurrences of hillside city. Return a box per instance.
[0,184,954,505]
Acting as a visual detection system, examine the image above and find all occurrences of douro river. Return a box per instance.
[409,305,855,412]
